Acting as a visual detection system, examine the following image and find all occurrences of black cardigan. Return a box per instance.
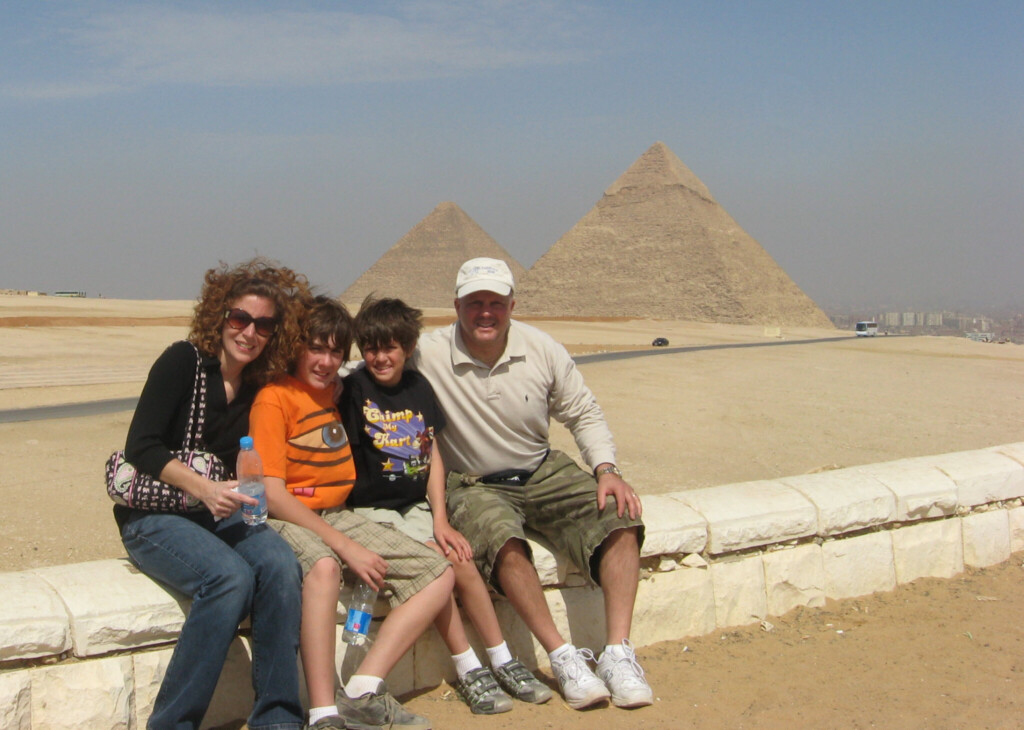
[115,341,257,524]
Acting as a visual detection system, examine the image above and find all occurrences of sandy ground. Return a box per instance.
[2,297,1023,728]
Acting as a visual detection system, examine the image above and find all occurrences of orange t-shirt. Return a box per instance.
[249,375,355,511]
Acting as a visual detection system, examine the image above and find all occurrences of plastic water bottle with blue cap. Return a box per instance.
[236,436,268,526]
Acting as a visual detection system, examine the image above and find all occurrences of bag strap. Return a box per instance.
[182,343,208,451]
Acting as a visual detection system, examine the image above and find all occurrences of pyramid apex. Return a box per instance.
[604,141,713,201]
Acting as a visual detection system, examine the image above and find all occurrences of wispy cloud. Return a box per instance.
[4,1,602,99]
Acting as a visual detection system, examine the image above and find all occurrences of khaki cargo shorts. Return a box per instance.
[269,506,449,607]
[445,450,645,591]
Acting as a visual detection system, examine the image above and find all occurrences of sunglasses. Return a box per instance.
[224,308,278,338]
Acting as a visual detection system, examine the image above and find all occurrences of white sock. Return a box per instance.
[308,705,340,724]
[344,674,384,699]
[452,647,483,679]
[549,643,574,663]
[602,642,628,659]
[486,641,514,668]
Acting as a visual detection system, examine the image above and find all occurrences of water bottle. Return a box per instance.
[236,436,268,526]
[342,580,378,646]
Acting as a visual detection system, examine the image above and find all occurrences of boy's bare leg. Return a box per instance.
[424,540,504,651]
[449,556,505,647]
[494,539,565,653]
[355,567,455,679]
[302,557,343,707]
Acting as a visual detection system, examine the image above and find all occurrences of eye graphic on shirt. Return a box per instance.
[290,420,349,453]
[322,423,346,448]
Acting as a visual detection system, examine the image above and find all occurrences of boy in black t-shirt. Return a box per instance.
[340,297,552,715]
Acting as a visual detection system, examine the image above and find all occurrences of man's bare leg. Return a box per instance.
[493,538,565,653]
[597,527,641,645]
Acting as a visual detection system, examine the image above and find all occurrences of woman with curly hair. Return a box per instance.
[115,259,310,730]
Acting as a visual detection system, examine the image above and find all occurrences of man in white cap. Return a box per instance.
[413,257,652,710]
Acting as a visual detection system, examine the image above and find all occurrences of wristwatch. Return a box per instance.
[595,464,622,478]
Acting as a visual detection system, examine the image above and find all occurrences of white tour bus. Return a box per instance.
[855,321,879,337]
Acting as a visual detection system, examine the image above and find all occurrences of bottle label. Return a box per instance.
[344,609,371,635]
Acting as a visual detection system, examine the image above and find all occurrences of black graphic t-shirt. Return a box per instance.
[339,368,447,510]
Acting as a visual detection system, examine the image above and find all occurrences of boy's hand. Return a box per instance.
[337,540,388,592]
[433,522,473,562]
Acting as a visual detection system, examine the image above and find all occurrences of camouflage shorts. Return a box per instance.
[269,507,449,607]
[445,450,644,590]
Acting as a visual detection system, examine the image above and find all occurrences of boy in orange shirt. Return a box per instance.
[250,296,454,730]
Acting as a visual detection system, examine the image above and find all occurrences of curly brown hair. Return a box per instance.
[188,258,311,387]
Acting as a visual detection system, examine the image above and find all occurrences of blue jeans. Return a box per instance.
[121,510,304,730]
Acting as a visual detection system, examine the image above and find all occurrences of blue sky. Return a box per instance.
[2,1,1021,312]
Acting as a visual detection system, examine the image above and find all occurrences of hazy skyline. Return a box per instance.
[2,1,1022,312]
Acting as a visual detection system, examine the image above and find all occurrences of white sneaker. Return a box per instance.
[596,639,654,708]
[550,646,610,709]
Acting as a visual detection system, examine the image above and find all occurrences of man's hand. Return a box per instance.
[595,465,642,520]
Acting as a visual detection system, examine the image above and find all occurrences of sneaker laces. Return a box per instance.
[556,647,598,681]
[603,640,647,687]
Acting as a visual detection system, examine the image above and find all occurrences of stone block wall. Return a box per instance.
[3,443,1024,729]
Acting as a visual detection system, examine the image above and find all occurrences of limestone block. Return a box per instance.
[710,555,767,629]
[780,469,896,536]
[1009,506,1024,553]
[31,655,133,730]
[0,571,70,661]
[822,531,896,600]
[132,647,173,729]
[0,670,31,730]
[857,459,957,521]
[934,449,1024,507]
[673,481,816,554]
[131,637,254,729]
[637,494,708,556]
[762,544,826,616]
[31,559,186,657]
[962,510,1011,568]
[492,585,606,668]
[632,566,716,645]
[992,442,1024,468]
[891,519,964,584]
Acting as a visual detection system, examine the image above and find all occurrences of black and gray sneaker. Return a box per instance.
[492,658,554,704]
[337,684,431,729]
[307,715,349,730]
[454,667,514,715]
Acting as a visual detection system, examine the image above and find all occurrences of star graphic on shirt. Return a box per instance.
[382,458,397,472]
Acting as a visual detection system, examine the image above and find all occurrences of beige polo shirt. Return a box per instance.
[413,320,617,476]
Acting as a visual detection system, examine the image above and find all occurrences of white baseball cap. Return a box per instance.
[455,257,515,299]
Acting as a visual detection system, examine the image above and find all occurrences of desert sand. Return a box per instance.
[1,297,1022,728]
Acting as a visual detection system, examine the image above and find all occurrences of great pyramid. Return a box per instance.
[516,142,832,327]
[342,202,526,308]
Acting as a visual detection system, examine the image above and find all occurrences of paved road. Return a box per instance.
[0,335,858,423]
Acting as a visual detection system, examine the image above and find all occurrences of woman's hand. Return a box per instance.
[199,479,256,520]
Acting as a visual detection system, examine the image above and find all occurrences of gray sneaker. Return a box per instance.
[336,684,431,729]
[454,666,514,714]
[492,658,553,704]
[307,715,349,730]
